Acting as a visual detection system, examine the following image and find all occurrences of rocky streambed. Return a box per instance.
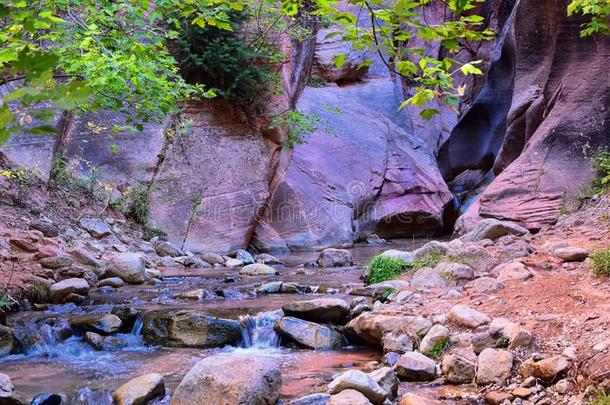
[0,240,422,403]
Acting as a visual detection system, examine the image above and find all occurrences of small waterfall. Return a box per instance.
[238,310,282,349]
[131,314,144,335]
[72,387,113,405]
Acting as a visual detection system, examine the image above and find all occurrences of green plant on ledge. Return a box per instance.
[592,150,610,193]
[426,338,450,359]
[589,248,610,277]
[366,256,410,284]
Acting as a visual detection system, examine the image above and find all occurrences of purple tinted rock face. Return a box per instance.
[446,0,610,232]
[252,79,453,251]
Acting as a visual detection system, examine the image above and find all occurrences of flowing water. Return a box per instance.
[0,240,429,403]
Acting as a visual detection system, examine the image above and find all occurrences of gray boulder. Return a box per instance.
[105,253,146,284]
[274,317,344,350]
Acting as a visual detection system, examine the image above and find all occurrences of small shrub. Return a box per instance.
[307,74,327,88]
[591,390,610,405]
[367,256,410,284]
[50,153,74,186]
[409,251,443,271]
[590,248,610,277]
[426,338,450,359]
[271,109,321,149]
[592,150,610,193]
[125,185,151,225]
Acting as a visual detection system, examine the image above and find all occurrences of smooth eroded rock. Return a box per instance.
[328,370,386,405]
[172,354,281,405]
[113,373,165,405]
[274,317,344,350]
[317,249,353,267]
[393,352,437,381]
[105,253,146,284]
[282,298,349,323]
[49,278,90,304]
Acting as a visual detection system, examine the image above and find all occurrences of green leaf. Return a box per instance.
[420,108,439,120]
[460,62,483,75]
[333,54,347,69]
[23,125,59,135]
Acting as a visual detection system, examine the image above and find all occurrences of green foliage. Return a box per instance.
[367,255,410,284]
[0,295,12,310]
[125,185,151,225]
[409,251,444,271]
[591,390,610,405]
[426,338,450,359]
[568,0,610,36]
[50,152,74,187]
[592,150,610,193]
[271,109,322,149]
[589,248,610,277]
[307,74,327,88]
[177,10,280,103]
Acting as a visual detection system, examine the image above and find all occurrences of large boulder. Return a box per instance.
[154,241,183,258]
[71,314,122,335]
[312,27,369,83]
[239,264,278,276]
[0,326,15,356]
[441,348,477,384]
[346,312,431,344]
[328,389,372,405]
[492,262,533,282]
[113,373,165,405]
[274,317,344,350]
[49,278,90,304]
[448,305,491,329]
[39,255,73,269]
[419,324,450,355]
[142,309,241,348]
[393,352,437,381]
[459,219,528,242]
[172,354,281,405]
[368,368,398,400]
[520,355,569,382]
[105,253,147,284]
[79,217,112,239]
[282,298,350,323]
[327,370,386,405]
[476,348,514,385]
[317,248,353,267]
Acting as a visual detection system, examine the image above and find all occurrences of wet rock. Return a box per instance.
[177,289,215,301]
[97,278,125,288]
[174,256,208,268]
[39,255,73,269]
[113,373,165,405]
[257,282,283,294]
[394,352,437,381]
[328,370,386,405]
[236,249,255,265]
[153,240,183,257]
[411,267,446,288]
[274,317,343,350]
[400,393,443,405]
[366,235,386,245]
[327,389,372,405]
[71,313,122,335]
[317,248,352,267]
[381,330,414,353]
[29,220,59,238]
[224,258,243,268]
[476,348,514,385]
[288,393,330,405]
[441,348,477,384]
[554,247,588,262]
[79,218,112,239]
[483,391,514,405]
[383,352,401,367]
[105,253,146,284]
[142,309,241,348]
[472,277,505,293]
[369,367,398,399]
[200,253,224,265]
[434,262,475,282]
[492,262,533,282]
[379,250,413,261]
[255,253,284,265]
[346,312,431,344]
[111,306,139,327]
[0,372,25,405]
[419,324,450,355]
[172,354,281,405]
[520,355,569,382]
[62,293,86,304]
[30,393,62,405]
[282,298,349,323]
[0,325,15,356]
[84,331,104,350]
[239,264,278,276]
[144,269,161,280]
[459,219,528,242]
[349,281,410,297]
[49,278,90,304]
[448,304,491,328]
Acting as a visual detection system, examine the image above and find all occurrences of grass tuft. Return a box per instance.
[590,248,610,277]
